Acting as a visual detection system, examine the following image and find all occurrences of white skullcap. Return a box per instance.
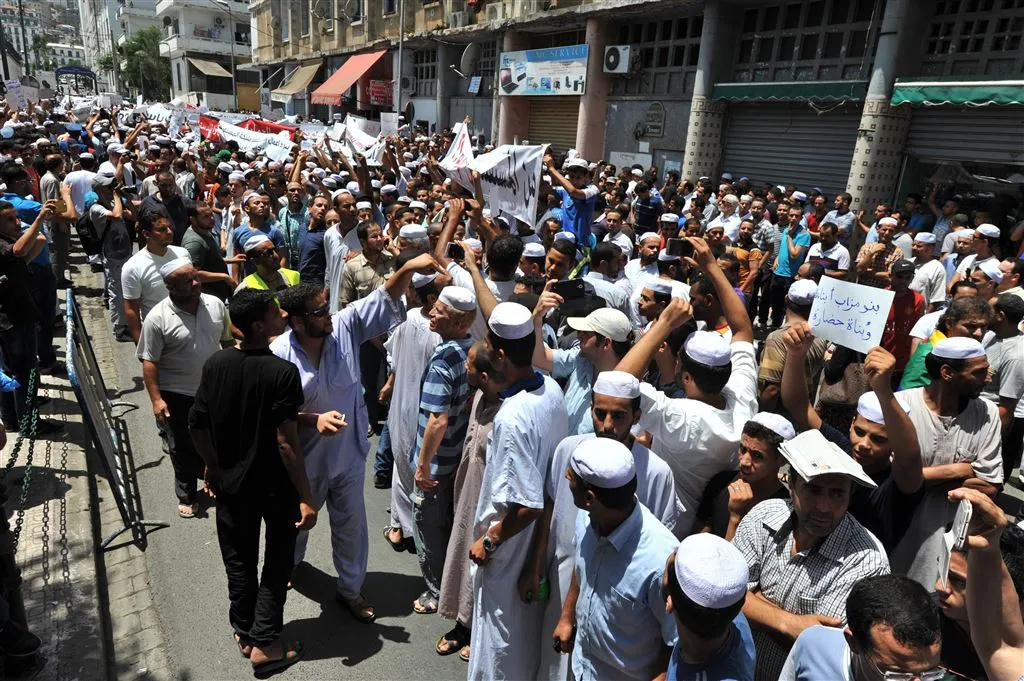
[659,213,679,224]
[639,232,661,243]
[685,330,731,367]
[488,302,533,340]
[399,224,428,239]
[750,412,796,440]
[630,168,643,177]
[158,256,193,279]
[958,229,975,239]
[611,233,633,258]
[787,279,818,306]
[305,161,317,169]
[338,170,351,178]
[878,216,898,227]
[403,152,414,160]
[673,534,748,609]
[312,168,327,179]
[790,191,807,202]
[721,172,733,181]
[482,208,492,218]
[523,242,546,258]
[346,181,361,193]
[593,371,640,400]
[740,194,752,202]
[565,158,589,171]
[239,163,251,171]
[330,189,346,202]
[356,200,372,210]
[913,232,936,244]
[217,162,233,173]
[569,438,635,488]
[228,171,246,182]
[932,337,986,361]
[381,184,397,193]
[978,258,1004,283]
[322,178,338,189]
[412,272,438,288]
[242,233,272,251]
[438,286,477,312]
[465,238,483,251]
[397,195,413,204]
[566,308,632,342]
[79,152,95,160]
[410,200,428,210]
[554,231,576,244]
[645,279,674,295]
[976,223,1000,238]
[371,179,382,189]
[856,391,906,426]
[657,250,680,262]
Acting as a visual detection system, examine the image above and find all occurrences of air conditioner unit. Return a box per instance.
[515,0,538,14]
[485,3,505,21]
[448,10,468,26]
[603,45,633,74]
[400,75,416,93]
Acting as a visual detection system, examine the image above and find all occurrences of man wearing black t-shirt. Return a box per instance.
[780,323,926,551]
[189,289,317,676]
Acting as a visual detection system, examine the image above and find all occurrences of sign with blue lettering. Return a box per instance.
[809,277,894,354]
[498,44,589,96]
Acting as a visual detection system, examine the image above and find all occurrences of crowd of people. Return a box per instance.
[0,97,1023,681]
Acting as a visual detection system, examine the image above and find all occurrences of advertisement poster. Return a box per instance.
[498,44,588,96]
[368,80,393,107]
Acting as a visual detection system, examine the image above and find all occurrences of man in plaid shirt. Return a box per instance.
[410,286,478,615]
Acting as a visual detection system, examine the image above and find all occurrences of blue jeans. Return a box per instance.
[0,323,38,429]
[374,421,393,479]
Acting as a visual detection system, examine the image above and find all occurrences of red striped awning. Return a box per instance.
[310,50,387,106]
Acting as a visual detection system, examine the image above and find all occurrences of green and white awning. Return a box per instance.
[891,80,1024,106]
[712,80,868,103]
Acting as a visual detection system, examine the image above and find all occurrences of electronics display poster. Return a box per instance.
[498,44,589,96]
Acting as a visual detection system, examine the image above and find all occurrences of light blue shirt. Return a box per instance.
[571,502,680,681]
[822,209,856,241]
[773,226,812,278]
[552,346,595,436]
[269,287,404,480]
[667,614,756,681]
[778,625,851,681]
[584,271,632,318]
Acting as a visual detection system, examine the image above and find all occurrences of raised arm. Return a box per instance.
[530,282,562,373]
[457,239,499,321]
[863,347,923,495]
[616,298,693,378]
[683,236,754,343]
[779,321,823,432]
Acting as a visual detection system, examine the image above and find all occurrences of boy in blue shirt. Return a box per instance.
[545,154,598,253]
[662,534,756,681]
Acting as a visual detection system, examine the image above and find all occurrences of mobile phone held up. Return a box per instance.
[551,279,585,300]
[666,238,693,259]
[445,242,465,261]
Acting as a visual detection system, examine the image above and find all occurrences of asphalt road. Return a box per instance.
[106,335,469,681]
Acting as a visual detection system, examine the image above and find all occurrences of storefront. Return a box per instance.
[526,97,580,154]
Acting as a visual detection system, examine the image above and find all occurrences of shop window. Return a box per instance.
[920,0,1024,75]
[610,13,703,96]
[413,48,437,97]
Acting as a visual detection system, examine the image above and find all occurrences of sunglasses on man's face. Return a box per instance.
[306,303,330,318]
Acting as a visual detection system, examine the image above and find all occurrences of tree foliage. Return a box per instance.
[118,26,171,97]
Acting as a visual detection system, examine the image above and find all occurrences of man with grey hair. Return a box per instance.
[137,257,233,518]
[707,193,741,244]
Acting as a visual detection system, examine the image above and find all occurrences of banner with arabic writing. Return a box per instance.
[808,277,894,354]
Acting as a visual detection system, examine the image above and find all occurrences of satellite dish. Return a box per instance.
[162,16,172,26]
[459,42,480,76]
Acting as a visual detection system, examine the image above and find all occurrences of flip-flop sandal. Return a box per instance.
[337,593,376,623]
[413,591,438,615]
[436,624,470,656]
[252,641,303,678]
[233,633,252,659]
[177,503,197,519]
[459,645,470,662]
[382,526,405,552]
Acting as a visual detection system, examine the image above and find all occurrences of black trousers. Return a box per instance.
[156,391,204,504]
[359,340,385,435]
[769,274,793,329]
[215,488,298,647]
[749,267,772,324]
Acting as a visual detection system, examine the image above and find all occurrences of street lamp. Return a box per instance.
[210,0,238,111]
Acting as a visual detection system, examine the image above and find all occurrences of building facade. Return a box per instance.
[78,0,119,90]
[117,0,162,49]
[157,0,260,110]
[0,4,47,70]
[46,42,86,67]
[248,0,1024,211]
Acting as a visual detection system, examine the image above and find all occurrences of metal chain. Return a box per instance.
[55,382,72,681]
[9,367,39,553]
[0,368,37,483]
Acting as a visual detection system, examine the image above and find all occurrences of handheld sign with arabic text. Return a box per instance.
[808,277,895,354]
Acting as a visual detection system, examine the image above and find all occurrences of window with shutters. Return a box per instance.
[414,48,437,98]
[918,0,1024,77]
[609,16,703,97]
[731,0,878,82]
[475,40,497,95]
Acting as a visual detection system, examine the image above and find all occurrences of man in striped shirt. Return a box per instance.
[410,286,478,615]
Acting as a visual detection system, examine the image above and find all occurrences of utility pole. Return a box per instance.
[212,0,238,111]
[396,0,404,122]
[0,12,11,80]
[15,0,28,75]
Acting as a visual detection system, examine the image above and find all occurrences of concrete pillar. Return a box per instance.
[497,30,530,146]
[845,0,913,215]
[576,18,614,160]
[437,42,459,131]
[682,0,728,181]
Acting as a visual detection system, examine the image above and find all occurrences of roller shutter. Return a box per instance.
[721,102,861,195]
[904,106,1024,165]
[526,96,580,154]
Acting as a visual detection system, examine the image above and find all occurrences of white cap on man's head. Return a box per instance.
[913,232,936,244]
[684,331,731,367]
[639,231,661,243]
[554,231,576,244]
[790,191,807,202]
[569,438,635,488]
[657,251,679,263]
[566,308,632,343]
[630,168,643,177]
[399,224,427,239]
[879,216,898,227]
[243,234,272,252]
[673,534,748,609]
[932,337,986,360]
[411,272,438,289]
[523,242,546,258]
[855,391,908,426]
[659,213,679,224]
[611,233,633,258]
[488,302,534,339]
[645,278,674,295]
[158,257,193,280]
[355,200,372,210]
[410,200,428,210]
[978,258,1004,283]
[787,279,818,306]
[465,238,483,251]
[976,223,1000,238]
[438,286,477,312]
[593,371,640,400]
[750,412,796,440]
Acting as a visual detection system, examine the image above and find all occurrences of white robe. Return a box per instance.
[468,375,569,681]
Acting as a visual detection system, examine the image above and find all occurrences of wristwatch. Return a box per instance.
[482,535,499,554]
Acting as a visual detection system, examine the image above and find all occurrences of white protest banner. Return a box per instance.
[345,114,381,137]
[4,80,25,110]
[216,120,295,162]
[146,103,173,123]
[439,121,475,193]
[808,277,895,354]
[471,143,547,228]
[380,112,399,137]
[345,119,379,154]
